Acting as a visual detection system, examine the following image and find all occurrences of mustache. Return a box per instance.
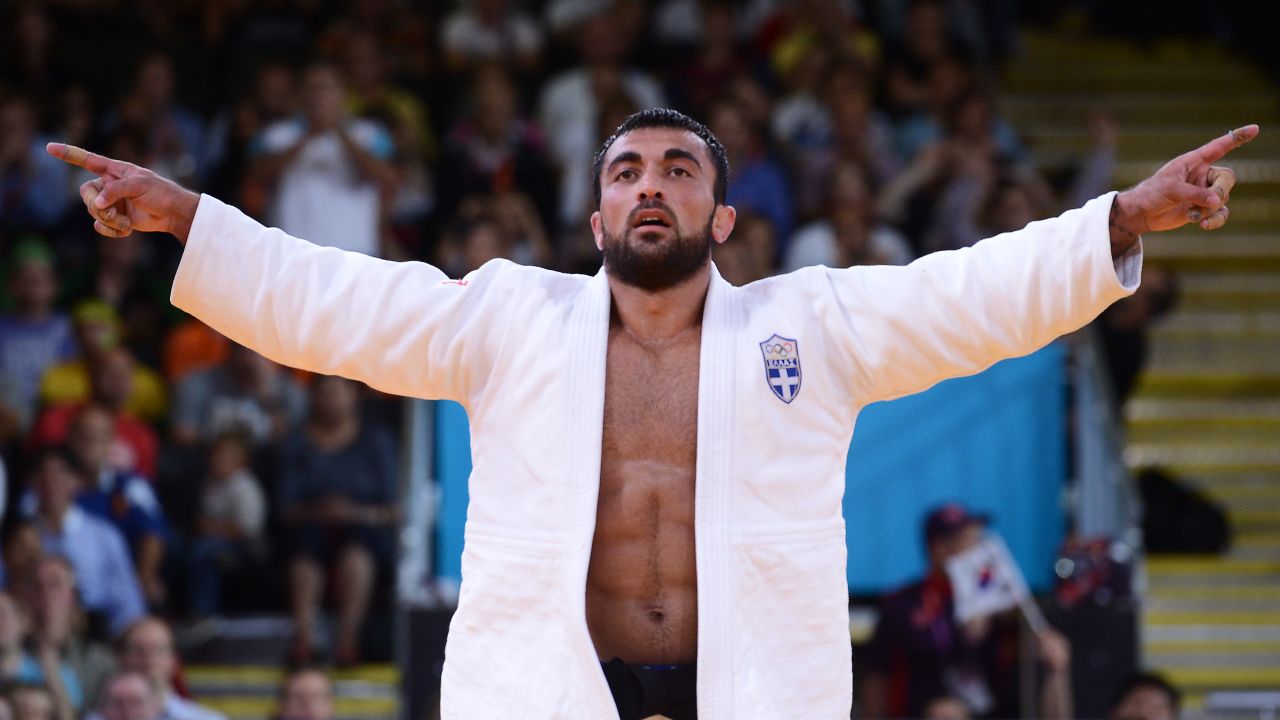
[625,199,677,227]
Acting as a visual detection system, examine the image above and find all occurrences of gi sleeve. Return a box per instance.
[819,192,1141,405]
[171,194,513,404]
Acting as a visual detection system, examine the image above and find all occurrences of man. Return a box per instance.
[275,668,334,720]
[48,405,167,606]
[27,346,159,479]
[251,61,396,257]
[1109,672,1181,720]
[860,504,1072,719]
[18,555,117,710]
[92,671,162,720]
[117,617,225,720]
[49,111,1253,718]
[28,449,145,638]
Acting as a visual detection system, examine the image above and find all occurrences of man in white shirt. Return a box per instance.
[252,61,396,257]
[50,116,1252,719]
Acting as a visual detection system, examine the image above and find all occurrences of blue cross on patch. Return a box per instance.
[759,334,802,404]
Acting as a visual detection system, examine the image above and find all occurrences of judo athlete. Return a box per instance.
[49,112,1255,719]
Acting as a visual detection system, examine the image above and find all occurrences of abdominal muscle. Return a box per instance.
[586,457,699,665]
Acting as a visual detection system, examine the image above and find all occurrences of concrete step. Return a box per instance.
[1125,443,1280,472]
[1141,232,1280,272]
[1174,271,1280,313]
[1127,398,1280,424]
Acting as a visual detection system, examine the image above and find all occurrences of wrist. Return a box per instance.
[1108,191,1146,258]
[169,189,201,244]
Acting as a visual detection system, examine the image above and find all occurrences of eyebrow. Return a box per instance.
[664,148,702,169]
[606,148,704,176]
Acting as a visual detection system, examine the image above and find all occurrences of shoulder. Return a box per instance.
[258,119,304,151]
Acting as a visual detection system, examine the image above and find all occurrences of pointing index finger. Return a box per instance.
[45,142,121,176]
[1194,124,1260,164]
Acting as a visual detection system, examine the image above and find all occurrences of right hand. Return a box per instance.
[45,143,200,241]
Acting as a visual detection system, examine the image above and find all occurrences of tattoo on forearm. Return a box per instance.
[1108,197,1141,259]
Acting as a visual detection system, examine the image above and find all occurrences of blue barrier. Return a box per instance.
[434,344,1066,593]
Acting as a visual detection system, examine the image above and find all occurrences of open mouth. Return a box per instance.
[631,209,673,229]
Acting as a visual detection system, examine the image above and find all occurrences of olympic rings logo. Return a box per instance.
[765,343,794,357]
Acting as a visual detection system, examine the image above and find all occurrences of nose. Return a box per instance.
[637,175,664,202]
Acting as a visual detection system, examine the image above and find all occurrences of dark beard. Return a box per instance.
[601,213,714,292]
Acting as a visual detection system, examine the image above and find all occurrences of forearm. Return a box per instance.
[1040,667,1074,720]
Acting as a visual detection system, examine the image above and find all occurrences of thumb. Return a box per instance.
[93,175,151,209]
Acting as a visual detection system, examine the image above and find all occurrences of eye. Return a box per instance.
[670,167,691,177]
[615,169,636,181]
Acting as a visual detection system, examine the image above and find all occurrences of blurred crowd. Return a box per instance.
[0,0,1210,718]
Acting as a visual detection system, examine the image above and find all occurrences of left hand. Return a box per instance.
[1112,124,1258,237]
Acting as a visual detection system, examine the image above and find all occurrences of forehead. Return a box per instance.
[605,127,712,167]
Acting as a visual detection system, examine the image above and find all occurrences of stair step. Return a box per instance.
[1146,557,1280,575]
[198,696,395,720]
[1145,651,1280,669]
[1128,399,1280,423]
[1128,424,1280,445]
[1146,624,1280,643]
[1125,443,1280,470]
[1159,666,1280,691]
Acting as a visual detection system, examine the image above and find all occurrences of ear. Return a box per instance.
[590,211,604,251]
[711,204,737,245]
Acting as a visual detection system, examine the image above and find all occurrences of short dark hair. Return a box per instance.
[1111,672,1181,714]
[592,107,729,208]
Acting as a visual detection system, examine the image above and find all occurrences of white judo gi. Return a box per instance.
[171,192,1140,719]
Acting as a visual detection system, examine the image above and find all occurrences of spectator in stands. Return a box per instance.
[708,98,793,242]
[784,161,913,271]
[91,671,162,720]
[0,241,76,440]
[0,95,71,230]
[7,684,54,720]
[27,348,160,479]
[187,430,267,619]
[279,377,398,666]
[713,213,777,287]
[252,60,396,257]
[100,53,205,189]
[20,555,116,710]
[274,668,334,720]
[38,302,167,425]
[0,591,79,719]
[118,617,225,720]
[205,61,300,211]
[171,344,307,449]
[860,504,1073,719]
[1109,672,1180,720]
[663,1,754,120]
[440,0,545,74]
[28,448,145,638]
[437,65,557,231]
[538,7,665,228]
[57,405,168,607]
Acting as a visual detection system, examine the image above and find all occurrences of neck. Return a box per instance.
[607,263,710,344]
[39,506,68,532]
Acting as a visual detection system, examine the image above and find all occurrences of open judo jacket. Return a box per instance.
[172,192,1141,718]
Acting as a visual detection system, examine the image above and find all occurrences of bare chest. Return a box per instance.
[601,330,701,471]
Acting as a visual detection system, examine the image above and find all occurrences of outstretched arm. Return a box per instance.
[47,144,510,403]
[819,126,1257,405]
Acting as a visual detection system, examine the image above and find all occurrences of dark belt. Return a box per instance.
[601,657,698,720]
